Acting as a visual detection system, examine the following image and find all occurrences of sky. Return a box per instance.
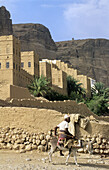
[0,0,109,42]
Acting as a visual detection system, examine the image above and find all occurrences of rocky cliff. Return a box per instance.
[0,6,13,35]
[13,24,57,59]
[13,24,109,86]
[0,6,109,86]
[56,39,109,86]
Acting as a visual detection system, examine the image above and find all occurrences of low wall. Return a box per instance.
[10,85,33,99]
[9,98,99,119]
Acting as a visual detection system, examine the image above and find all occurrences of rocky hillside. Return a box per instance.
[56,39,109,86]
[13,23,57,59]
[0,6,13,35]
[0,6,109,86]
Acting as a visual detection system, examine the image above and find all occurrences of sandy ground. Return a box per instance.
[0,150,109,170]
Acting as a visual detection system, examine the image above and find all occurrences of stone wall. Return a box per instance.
[0,127,51,153]
[0,126,108,154]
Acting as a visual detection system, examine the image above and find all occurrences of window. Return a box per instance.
[28,62,31,67]
[0,63,1,69]
[13,63,15,69]
[6,62,9,68]
[21,62,24,68]
[16,64,17,70]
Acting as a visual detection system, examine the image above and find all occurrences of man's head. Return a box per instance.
[64,114,70,123]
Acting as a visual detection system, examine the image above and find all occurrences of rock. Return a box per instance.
[46,135,51,141]
[32,139,36,144]
[20,149,26,153]
[36,136,39,140]
[0,139,4,143]
[93,143,100,149]
[15,139,22,144]
[0,6,13,36]
[13,144,19,150]
[100,149,104,154]
[26,158,31,161]
[91,137,96,143]
[26,137,29,141]
[29,138,32,143]
[47,142,51,150]
[6,143,12,150]
[104,149,109,154]
[48,130,52,136]
[25,144,32,151]
[94,149,100,154]
[32,144,37,150]
[38,145,45,152]
[77,148,84,153]
[19,144,25,150]
[36,140,40,146]
[32,136,36,139]
[96,159,105,164]
[41,140,46,146]
[106,144,109,149]
[13,23,57,60]
[24,142,30,145]
[102,138,107,144]
[40,134,44,140]
[96,137,102,145]
[56,39,109,87]
[100,145,106,149]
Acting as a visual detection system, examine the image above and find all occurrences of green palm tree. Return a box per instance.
[28,75,51,97]
[91,82,105,96]
[86,82,109,115]
[67,75,86,100]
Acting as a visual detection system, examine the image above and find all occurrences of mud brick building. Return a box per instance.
[0,34,92,99]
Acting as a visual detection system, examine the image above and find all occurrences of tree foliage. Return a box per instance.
[86,82,109,116]
[28,75,51,97]
[67,75,86,102]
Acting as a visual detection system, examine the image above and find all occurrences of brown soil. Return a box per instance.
[0,150,108,170]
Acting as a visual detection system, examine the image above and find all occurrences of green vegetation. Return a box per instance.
[86,82,109,116]
[28,76,109,116]
[67,75,86,102]
[28,75,68,101]
[28,75,51,97]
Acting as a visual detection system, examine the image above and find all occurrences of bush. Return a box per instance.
[86,95,109,116]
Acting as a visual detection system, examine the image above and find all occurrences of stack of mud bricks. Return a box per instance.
[0,127,109,155]
[0,127,52,153]
[78,135,109,155]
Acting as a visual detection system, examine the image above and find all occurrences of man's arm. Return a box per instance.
[65,128,73,137]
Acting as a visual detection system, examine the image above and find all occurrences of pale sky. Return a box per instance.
[0,0,109,41]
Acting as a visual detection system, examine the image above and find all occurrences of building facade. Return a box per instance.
[0,35,91,100]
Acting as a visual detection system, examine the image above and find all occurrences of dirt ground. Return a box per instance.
[0,150,109,170]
